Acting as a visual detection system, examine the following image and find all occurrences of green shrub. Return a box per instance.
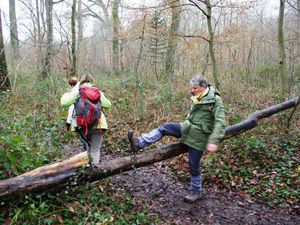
[5,181,161,225]
[256,64,278,77]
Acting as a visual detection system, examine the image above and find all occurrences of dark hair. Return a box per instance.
[68,77,79,87]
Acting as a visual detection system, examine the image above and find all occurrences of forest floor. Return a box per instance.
[66,144,300,225]
[109,161,299,225]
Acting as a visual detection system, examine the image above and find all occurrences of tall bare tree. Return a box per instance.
[112,0,120,76]
[77,0,83,74]
[9,0,20,60]
[165,0,181,77]
[40,0,63,79]
[278,0,286,99]
[205,0,220,89]
[41,0,54,79]
[189,0,220,90]
[71,0,77,77]
[34,0,44,66]
[0,9,10,91]
[135,14,147,76]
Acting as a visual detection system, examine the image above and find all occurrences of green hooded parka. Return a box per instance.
[180,86,226,151]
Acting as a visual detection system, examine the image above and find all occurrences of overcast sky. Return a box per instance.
[0,0,280,42]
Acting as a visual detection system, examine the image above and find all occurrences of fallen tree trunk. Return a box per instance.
[224,96,299,138]
[0,97,298,199]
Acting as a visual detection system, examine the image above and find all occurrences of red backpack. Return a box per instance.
[75,86,101,136]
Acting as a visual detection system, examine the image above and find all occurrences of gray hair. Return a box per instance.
[189,75,208,88]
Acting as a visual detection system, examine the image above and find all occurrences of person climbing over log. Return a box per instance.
[128,75,226,203]
[61,74,112,165]
[1,96,298,199]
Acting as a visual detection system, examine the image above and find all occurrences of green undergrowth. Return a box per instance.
[203,126,299,207]
[0,74,72,179]
[0,68,299,223]
[0,179,160,225]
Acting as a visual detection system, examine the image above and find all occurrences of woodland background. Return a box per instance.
[0,0,299,224]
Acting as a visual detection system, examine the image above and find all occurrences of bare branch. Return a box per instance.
[81,1,108,23]
[53,0,64,4]
[176,32,209,42]
[286,0,300,12]
[188,0,208,16]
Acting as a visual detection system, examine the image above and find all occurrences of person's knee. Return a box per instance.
[158,124,167,135]
[158,122,177,135]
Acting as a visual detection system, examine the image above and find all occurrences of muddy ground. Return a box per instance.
[65,144,299,225]
[109,160,299,225]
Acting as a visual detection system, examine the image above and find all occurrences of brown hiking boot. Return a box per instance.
[183,192,202,203]
[128,130,140,153]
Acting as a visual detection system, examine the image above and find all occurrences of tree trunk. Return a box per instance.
[0,9,11,91]
[77,0,83,75]
[165,0,181,77]
[278,0,286,100]
[296,1,300,87]
[112,0,120,76]
[9,0,20,60]
[35,0,44,67]
[71,0,77,77]
[206,0,220,90]
[41,0,53,79]
[135,14,147,76]
[0,97,298,198]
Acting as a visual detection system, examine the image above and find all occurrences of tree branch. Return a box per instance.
[176,32,209,42]
[0,98,299,199]
[188,0,208,16]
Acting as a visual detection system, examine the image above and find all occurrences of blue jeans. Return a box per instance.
[138,122,203,193]
[188,147,203,193]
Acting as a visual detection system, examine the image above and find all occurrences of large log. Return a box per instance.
[0,97,298,199]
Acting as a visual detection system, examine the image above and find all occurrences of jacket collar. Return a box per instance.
[192,86,217,105]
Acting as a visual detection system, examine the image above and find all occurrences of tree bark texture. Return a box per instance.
[71,0,77,77]
[112,0,120,76]
[188,0,220,90]
[165,0,181,77]
[35,0,43,66]
[0,97,298,198]
[206,0,220,90]
[41,0,53,79]
[9,0,20,59]
[77,0,83,74]
[0,9,11,91]
[135,14,147,75]
[278,0,286,100]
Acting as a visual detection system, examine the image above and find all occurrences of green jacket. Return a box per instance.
[60,82,112,130]
[180,86,226,151]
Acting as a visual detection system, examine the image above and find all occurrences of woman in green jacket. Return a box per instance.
[61,74,112,165]
[128,75,226,203]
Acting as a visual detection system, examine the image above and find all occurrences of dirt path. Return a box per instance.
[109,160,299,225]
[63,145,299,224]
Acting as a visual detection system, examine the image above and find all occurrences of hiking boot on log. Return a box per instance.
[183,192,202,203]
[128,130,141,153]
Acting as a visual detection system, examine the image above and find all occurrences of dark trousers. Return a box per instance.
[139,122,203,192]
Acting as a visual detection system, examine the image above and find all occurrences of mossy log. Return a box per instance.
[0,97,298,199]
